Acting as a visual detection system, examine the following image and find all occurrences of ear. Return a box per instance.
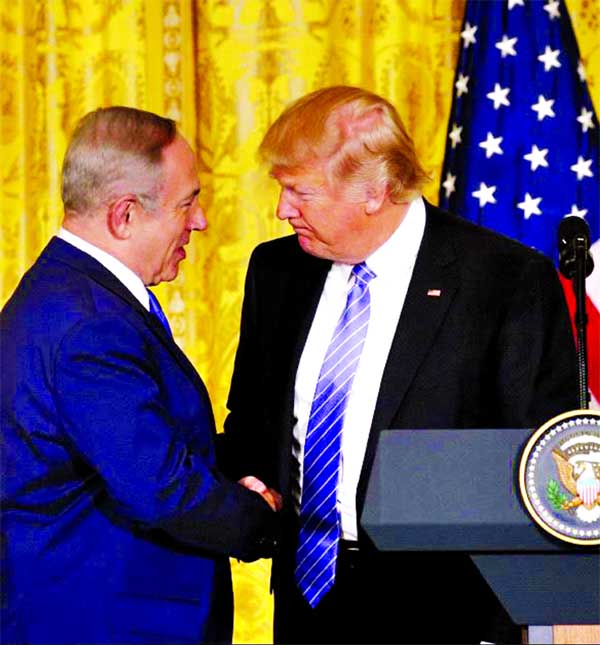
[107,195,137,239]
[364,181,388,214]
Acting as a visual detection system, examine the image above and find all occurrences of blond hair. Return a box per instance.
[61,106,176,214]
[259,86,429,202]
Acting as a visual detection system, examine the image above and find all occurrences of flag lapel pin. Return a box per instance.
[427,289,442,297]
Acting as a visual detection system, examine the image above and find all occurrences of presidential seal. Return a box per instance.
[519,409,600,546]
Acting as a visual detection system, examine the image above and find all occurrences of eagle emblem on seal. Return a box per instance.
[550,432,600,523]
[519,409,600,545]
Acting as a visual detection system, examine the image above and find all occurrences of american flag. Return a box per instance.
[439,0,600,408]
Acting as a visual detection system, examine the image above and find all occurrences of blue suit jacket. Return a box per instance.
[1,238,276,644]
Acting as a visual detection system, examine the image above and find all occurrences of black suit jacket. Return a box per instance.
[219,199,578,640]
[221,200,578,509]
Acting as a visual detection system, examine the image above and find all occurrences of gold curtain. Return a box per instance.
[1,1,598,642]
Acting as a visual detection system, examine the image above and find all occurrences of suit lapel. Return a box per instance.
[276,244,331,495]
[44,238,210,401]
[371,207,459,430]
[144,313,213,409]
[285,251,332,391]
[358,203,460,510]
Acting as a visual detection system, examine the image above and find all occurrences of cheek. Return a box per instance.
[166,225,184,251]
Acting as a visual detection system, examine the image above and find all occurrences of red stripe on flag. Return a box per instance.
[559,274,600,405]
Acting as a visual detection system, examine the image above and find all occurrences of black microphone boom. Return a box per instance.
[558,215,594,279]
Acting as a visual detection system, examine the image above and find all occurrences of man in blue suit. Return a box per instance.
[1,106,280,645]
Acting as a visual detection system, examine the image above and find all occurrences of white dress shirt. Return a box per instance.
[57,227,150,311]
[293,197,426,539]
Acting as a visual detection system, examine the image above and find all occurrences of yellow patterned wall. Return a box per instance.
[1,1,598,642]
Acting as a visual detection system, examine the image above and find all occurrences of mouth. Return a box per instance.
[292,225,311,236]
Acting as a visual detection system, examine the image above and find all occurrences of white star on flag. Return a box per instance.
[531,95,556,121]
[577,61,586,81]
[472,182,497,207]
[538,46,561,72]
[523,145,549,171]
[449,123,463,148]
[479,132,503,158]
[495,35,518,58]
[570,156,593,180]
[487,83,511,110]
[442,173,456,198]
[577,107,594,133]
[517,193,543,219]
[461,23,477,48]
[565,204,588,218]
[508,0,524,8]
[543,0,561,19]
[455,74,470,97]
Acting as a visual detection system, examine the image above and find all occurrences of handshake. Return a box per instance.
[239,475,283,511]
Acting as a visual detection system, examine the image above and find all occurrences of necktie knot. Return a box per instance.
[352,261,376,288]
[147,289,173,337]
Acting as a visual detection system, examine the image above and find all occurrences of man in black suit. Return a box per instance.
[218,86,578,644]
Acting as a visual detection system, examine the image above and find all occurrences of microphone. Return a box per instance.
[558,215,594,279]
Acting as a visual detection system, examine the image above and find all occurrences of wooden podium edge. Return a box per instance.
[553,625,600,644]
[524,625,600,644]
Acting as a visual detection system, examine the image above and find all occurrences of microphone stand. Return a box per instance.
[572,236,590,409]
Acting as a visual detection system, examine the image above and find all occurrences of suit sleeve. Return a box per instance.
[52,314,277,562]
[218,249,268,481]
[494,252,578,427]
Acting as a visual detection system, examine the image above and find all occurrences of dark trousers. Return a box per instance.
[273,541,522,644]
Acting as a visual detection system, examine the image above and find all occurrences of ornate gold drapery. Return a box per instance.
[1,1,598,642]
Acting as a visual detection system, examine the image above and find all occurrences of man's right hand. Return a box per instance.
[238,475,283,511]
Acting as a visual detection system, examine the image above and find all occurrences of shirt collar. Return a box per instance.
[331,196,426,283]
[57,227,150,310]
[365,196,426,278]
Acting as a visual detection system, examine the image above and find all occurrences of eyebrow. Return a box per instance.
[275,177,317,192]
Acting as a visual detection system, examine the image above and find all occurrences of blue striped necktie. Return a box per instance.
[147,289,173,337]
[295,261,376,608]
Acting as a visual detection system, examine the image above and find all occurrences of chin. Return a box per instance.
[298,238,337,261]
[163,271,179,283]
[154,269,178,284]
[298,235,320,256]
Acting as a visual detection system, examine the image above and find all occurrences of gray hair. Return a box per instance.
[61,106,177,214]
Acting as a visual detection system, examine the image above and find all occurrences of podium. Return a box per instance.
[361,428,600,644]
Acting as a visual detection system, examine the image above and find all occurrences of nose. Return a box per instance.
[276,189,300,221]
[189,203,207,231]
